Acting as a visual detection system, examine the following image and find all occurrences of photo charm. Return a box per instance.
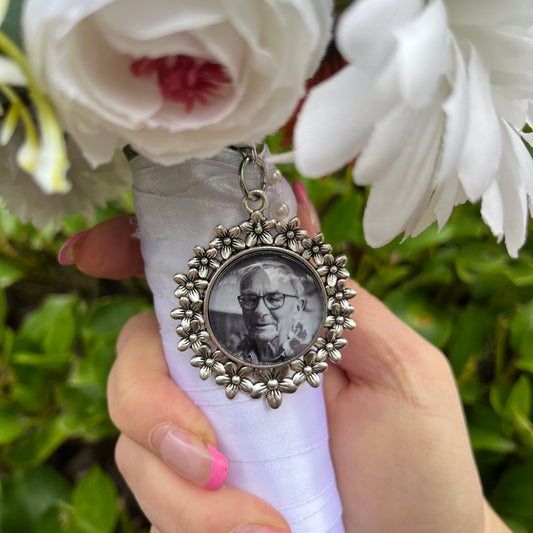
[171,147,356,408]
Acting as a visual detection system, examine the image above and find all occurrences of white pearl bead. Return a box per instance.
[272,202,289,220]
[266,168,282,185]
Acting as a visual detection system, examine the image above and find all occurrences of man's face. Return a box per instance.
[239,268,302,344]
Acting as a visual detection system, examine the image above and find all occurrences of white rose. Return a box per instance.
[22,0,333,167]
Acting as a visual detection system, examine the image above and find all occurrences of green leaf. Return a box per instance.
[35,504,75,533]
[3,417,68,467]
[56,382,116,440]
[71,466,119,533]
[83,296,148,338]
[512,413,533,452]
[0,465,71,533]
[448,305,492,376]
[82,337,117,391]
[505,375,532,420]
[511,302,533,368]
[0,258,24,288]
[490,382,514,416]
[11,350,72,370]
[11,365,50,412]
[0,401,27,444]
[0,288,6,343]
[16,294,79,354]
[321,194,365,249]
[491,462,533,519]
[469,426,516,454]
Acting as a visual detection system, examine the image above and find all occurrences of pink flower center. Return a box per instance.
[130,55,231,113]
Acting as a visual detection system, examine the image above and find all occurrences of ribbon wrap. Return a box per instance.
[132,148,344,533]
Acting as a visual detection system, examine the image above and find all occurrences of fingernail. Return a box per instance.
[150,424,228,490]
[293,180,320,231]
[293,180,308,205]
[57,231,89,265]
[231,525,289,533]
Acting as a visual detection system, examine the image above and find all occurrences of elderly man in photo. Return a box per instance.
[236,263,307,365]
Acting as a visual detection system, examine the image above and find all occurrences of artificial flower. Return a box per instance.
[290,0,533,256]
[22,0,333,167]
[0,7,70,195]
[0,129,131,229]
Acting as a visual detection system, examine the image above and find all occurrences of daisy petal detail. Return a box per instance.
[292,0,533,256]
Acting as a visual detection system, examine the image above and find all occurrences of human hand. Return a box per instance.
[61,183,510,533]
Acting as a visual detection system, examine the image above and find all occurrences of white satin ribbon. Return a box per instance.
[132,148,344,533]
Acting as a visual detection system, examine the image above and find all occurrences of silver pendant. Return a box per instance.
[171,147,355,408]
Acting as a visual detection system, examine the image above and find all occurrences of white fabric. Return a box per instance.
[132,148,344,533]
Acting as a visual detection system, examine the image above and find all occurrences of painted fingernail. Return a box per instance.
[293,180,308,205]
[231,525,290,533]
[293,180,320,231]
[57,231,89,265]
[150,424,228,490]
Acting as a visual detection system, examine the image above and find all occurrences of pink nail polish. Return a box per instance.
[57,231,89,265]
[150,424,228,490]
[204,444,229,490]
[293,180,308,205]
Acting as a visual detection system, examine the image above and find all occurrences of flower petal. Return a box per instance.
[457,45,502,202]
[482,121,531,257]
[378,0,449,109]
[359,97,445,247]
[336,0,423,70]
[294,65,380,177]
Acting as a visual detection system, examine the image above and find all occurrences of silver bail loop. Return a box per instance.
[237,144,268,213]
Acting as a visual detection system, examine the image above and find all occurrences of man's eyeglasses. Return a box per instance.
[238,292,298,311]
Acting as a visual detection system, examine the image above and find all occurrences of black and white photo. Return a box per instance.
[205,248,326,367]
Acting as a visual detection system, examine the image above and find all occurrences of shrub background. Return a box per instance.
[1,162,533,532]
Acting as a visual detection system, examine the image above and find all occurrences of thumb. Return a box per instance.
[293,180,320,236]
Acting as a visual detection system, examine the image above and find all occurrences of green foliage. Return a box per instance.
[1,167,533,531]
[0,206,151,533]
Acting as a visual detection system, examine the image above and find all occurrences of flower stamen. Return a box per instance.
[130,55,231,113]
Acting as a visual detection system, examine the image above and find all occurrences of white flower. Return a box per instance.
[1,4,70,195]
[23,0,333,167]
[0,128,132,229]
[291,0,533,257]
